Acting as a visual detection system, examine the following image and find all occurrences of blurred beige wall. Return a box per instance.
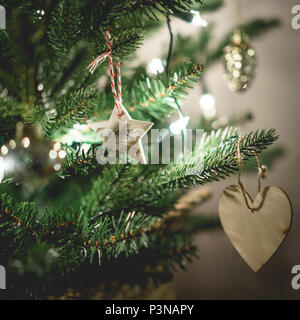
[138,0,300,299]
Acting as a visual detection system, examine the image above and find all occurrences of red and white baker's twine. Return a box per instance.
[88,28,122,117]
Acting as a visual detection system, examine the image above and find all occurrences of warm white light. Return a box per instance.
[80,125,89,132]
[69,129,83,140]
[248,49,255,56]
[36,10,45,16]
[22,137,31,149]
[147,58,164,75]
[169,116,190,135]
[60,125,90,146]
[1,145,8,156]
[49,150,57,159]
[199,93,216,119]
[173,72,178,82]
[235,62,242,69]
[68,80,75,87]
[58,150,66,159]
[8,140,16,150]
[37,83,44,91]
[1,155,17,174]
[233,70,240,78]
[200,93,215,109]
[61,134,73,145]
[190,10,208,27]
[53,163,62,171]
[73,124,81,130]
[36,10,45,20]
[234,53,242,61]
[73,124,89,132]
[53,142,61,151]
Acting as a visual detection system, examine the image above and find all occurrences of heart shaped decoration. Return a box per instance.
[219,185,292,272]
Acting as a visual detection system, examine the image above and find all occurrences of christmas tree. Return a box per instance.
[0,0,280,299]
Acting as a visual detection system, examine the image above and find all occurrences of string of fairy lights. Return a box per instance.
[0,7,231,181]
[146,9,216,136]
[54,9,212,152]
[46,9,213,148]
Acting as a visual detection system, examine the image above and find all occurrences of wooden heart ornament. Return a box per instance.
[219,185,292,272]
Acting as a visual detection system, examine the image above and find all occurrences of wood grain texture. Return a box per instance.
[88,103,153,164]
[219,185,292,272]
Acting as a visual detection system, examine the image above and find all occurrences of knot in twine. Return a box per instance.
[237,137,268,212]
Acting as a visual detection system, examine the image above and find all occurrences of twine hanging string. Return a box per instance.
[88,28,123,117]
[235,0,243,26]
[237,137,267,212]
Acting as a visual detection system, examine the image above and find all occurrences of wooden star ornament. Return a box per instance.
[89,104,153,164]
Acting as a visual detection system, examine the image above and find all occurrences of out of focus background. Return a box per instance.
[1,0,299,300]
[138,0,300,299]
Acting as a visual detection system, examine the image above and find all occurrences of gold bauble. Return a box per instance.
[223,29,257,92]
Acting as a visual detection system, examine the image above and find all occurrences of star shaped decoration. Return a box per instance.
[89,104,153,164]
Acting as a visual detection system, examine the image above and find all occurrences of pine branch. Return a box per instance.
[171,25,213,64]
[0,188,194,275]
[70,128,278,218]
[158,128,278,191]
[48,0,83,58]
[174,0,223,21]
[98,128,278,210]
[83,164,129,215]
[42,88,98,137]
[96,63,204,122]
[106,0,204,24]
[83,208,197,268]
[59,145,101,178]
[0,127,279,296]
[0,97,24,137]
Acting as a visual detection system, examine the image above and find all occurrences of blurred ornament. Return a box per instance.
[222,29,257,92]
[0,122,64,188]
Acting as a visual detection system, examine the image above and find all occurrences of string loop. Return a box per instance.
[88,28,123,117]
[237,137,267,212]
